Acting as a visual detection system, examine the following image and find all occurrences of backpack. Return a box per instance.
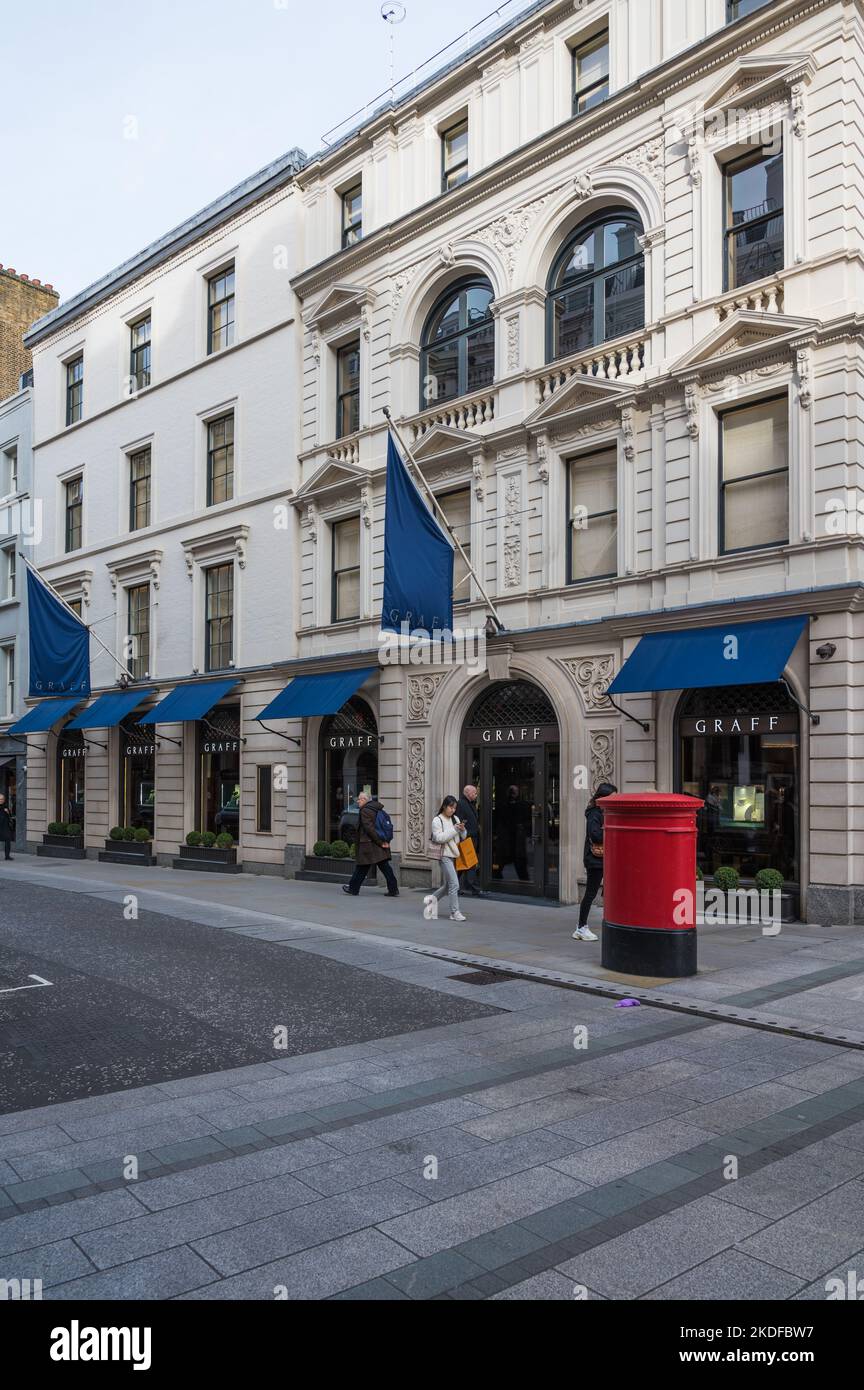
[375,808,394,842]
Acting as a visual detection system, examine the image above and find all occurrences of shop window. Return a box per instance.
[205,563,234,671]
[207,266,235,354]
[336,341,360,438]
[567,448,617,582]
[724,144,784,291]
[438,488,471,603]
[331,516,361,624]
[319,697,378,845]
[678,682,799,883]
[719,395,788,554]
[442,118,469,191]
[198,708,241,837]
[420,277,494,410]
[547,211,644,363]
[572,30,609,114]
[120,721,156,833]
[57,729,86,825]
[256,764,273,834]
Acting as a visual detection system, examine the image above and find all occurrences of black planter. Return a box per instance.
[99,837,156,866]
[38,833,86,860]
[173,844,240,874]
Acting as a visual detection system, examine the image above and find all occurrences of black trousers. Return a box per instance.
[2,841,10,860]
[578,867,603,927]
[347,860,398,895]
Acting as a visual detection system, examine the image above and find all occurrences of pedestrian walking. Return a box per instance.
[456,784,488,898]
[342,791,399,897]
[0,794,13,861]
[573,782,617,942]
[424,796,466,922]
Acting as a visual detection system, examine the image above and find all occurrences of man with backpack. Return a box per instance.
[342,791,400,897]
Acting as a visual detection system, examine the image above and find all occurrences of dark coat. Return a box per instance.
[355,798,390,866]
[583,803,605,874]
[456,796,479,839]
[0,805,12,842]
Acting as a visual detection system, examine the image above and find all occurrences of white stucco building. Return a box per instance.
[18,0,864,922]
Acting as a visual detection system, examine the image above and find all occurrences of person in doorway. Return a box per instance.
[573,782,617,943]
[493,784,532,881]
[342,791,399,897]
[0,794,13,861]
[456,785,488,898]
[425,796,466,922]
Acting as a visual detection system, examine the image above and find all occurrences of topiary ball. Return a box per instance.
[201,831,217,848]
[66,823,82,837]
[123,827,136,841]
[109,826,125,841]
[186,831,202,847]
[713,866,740,892]
[330,840,350,859]
[134,827,151,842]
[47,822,64,835]
[755,868,784,893]
[313,841,332,857]
[215,832,234,849]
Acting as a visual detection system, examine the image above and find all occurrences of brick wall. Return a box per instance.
[0,267,58,399]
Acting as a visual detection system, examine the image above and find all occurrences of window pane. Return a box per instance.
[440,491,471,601]
[425,342,460,404]
[604,220,640,266]
[723,398,788,480]
[464,285,493,327]
[334,517,360,570]
[571,513,618,581]
[338,345,360,394]
[724,473,789,550]
[557,233,597,284]
[577,37,609,89]
[570,451,616,518]
[466,322,495,391]
[552,283,594,358]
[336,569,360,622]
[444,123,468,169]
[604,262,645,339]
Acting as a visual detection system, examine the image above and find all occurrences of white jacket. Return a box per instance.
[431,814,463,859]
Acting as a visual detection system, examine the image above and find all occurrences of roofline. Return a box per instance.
[23,147,308,349]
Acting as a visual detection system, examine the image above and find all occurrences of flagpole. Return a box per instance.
[382,408,505,632]
[19,552,136,684]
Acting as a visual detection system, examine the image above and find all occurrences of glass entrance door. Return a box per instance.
[485,751,543,896]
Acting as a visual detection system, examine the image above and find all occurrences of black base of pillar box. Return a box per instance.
[602,920,697,978]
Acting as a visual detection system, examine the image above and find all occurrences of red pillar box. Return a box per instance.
[600,792,703,978]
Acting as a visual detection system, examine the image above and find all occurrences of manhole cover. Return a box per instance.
[448,970,512,986]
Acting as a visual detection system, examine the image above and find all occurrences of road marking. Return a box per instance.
[0,974,54,995]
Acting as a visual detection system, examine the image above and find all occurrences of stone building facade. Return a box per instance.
[0,266,58,399]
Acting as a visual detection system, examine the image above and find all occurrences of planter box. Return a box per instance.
[295,853,366,885]
[173,844,241,874]
[37,833,86,860]
[700,882,799,925]
[99,837,156,866]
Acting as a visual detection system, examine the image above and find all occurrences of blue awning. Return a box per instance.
[609,615,808,695]
[66,688,157,730]
[138,679,238,725]
[9,696,82,735]
[257,668,376,721]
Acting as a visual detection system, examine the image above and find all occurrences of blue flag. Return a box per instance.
[381,433,454,636]
[26,565,90,696]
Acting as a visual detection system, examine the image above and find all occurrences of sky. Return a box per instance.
[6,0,536,303]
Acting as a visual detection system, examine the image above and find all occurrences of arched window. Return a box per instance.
[420,277,494,410]
[547,211,645,363]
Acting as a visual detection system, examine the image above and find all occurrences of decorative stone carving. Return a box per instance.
[796,346,813,411]
[536,435,549,485]
[392,263,421,310]
[687,133,702,187]
[590,729,616,788]
[407,673,446,723]
[506,314,520,372]
[562,656,616,712]
[301,503,318,545]
[620,137,665,192]
[791,82,807,138]
[472,456,485,501]
[360,485,372,528]
[704,361,786,394]
[361,304,372,343]
[406,737,426,855]
[309,329,321,366]
[574,171,594,201]
[620,406,636,462]
[685,383,701,439]
[476,194,553,285]
[502,474,522,589]
[439,242,456,268]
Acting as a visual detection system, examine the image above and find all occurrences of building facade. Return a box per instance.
[19,0,864,923]
[0,382,35,849]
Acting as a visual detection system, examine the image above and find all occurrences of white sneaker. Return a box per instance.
[450,911,466,922]
[423,895,439,921]
[572,926,598,942]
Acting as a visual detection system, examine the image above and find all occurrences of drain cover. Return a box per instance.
[448,969,511,986]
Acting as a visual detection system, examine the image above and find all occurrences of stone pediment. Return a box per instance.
[295,458,365,500]
[525,375,631,430]
[306,282,374,330]
[673,311,819,377]
[409,424,482,462]
[701,53,816,116]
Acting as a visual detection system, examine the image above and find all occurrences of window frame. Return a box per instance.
[723,144,785,294]
[342,184,363,249]
[331,515,361,625]
[565,447,619,586]
[726,0,772,22]
[130,315,152,392]
[64,476,83,553]
[256,764,273,834]
[206,413,235,507]
[127,583,151,680]
[572,30,610,115]
[441,118,469,192]
[419,276,495,411]
[336,340,361,440]
[2,643,14,717]
[2,443,18,495]
[546,208,645,364]
[65,356,84,426]
[437,486,472,605]
[718,392,790,558]
[129,446,152,532]
[2,545,16,601]
[204,562,234,672]
[207,266,235,355]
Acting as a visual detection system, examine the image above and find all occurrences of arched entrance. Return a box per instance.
[676,682,800,886]
[462,680,561,899]
[319,697,379,845]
